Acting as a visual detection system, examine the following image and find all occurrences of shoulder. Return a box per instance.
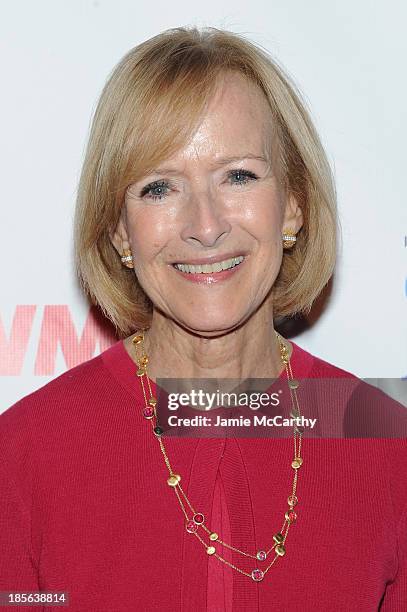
[0,344,121,439]
[291,339,407,437]
[291,340,407,549]
[0,340,132,498]
[290,339,359,379]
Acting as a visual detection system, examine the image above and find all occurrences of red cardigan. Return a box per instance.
[1,338,406,611]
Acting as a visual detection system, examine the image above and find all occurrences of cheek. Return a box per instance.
[126,208,171,258]
[244,199,283,244]
[248,201,284,273]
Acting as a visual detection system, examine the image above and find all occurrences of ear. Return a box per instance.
[282,193,303,234]
[108,208,131,256]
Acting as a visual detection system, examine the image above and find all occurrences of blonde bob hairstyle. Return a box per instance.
[74,26,338,338]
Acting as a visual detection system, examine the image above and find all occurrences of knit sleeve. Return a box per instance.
[0,460,40,595]
[380,500,407,610]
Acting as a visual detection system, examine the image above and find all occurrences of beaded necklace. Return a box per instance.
[132,328,303,582]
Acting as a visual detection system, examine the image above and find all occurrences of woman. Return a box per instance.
[1,26,406,611]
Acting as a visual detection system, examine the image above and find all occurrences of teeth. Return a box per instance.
[174,255,244,274]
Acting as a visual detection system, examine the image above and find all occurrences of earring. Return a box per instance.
[121,249,134,268]
[282,228,297,249]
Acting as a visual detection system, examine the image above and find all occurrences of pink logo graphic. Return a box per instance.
[0,306,117,376]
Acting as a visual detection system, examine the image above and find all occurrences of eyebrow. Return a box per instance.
[148,154,269,175]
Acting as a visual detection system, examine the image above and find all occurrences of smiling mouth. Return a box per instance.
[172,255,245,274]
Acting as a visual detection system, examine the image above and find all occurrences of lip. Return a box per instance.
[171,255,247,284]
[171,251,249,266]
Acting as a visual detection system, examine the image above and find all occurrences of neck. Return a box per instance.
[125,300,292,384]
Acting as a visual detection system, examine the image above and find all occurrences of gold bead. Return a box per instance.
[288,379,300,389]
[287,495,298,507]
[207,546,216,555]
[273,533,284,544]
[275,545,286,556]
[209,533,219,541]
[167,474,181,487]
[149,397,157,406]
[140,355,149,366]
[132,334,144,345]
[291,457,303,469]
[136,368,146,377]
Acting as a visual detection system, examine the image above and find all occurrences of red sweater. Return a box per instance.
[1,338,407,611]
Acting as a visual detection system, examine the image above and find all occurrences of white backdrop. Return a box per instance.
[1,0,406,411]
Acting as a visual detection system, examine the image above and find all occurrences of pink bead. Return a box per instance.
[186,520,198,533]
[251,568,264,581]
[256,550,267,561]
[285,510,297,523]
[142,406,154,419]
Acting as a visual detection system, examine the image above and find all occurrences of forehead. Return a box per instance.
[208,71,271,120]
[170,72,272,163]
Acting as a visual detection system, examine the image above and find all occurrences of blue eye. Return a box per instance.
[139,169,258,203]
[139,180,170,202]
[228,169,258,185]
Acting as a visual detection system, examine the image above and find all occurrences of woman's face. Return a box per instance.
[112,72,303,334]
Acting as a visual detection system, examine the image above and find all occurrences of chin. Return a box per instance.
[177,314,246,336]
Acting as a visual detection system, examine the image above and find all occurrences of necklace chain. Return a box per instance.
[131,328,303,582]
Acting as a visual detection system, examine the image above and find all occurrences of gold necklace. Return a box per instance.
[132,328,303,582]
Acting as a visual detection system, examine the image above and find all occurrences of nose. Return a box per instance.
[180,190,232,248]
